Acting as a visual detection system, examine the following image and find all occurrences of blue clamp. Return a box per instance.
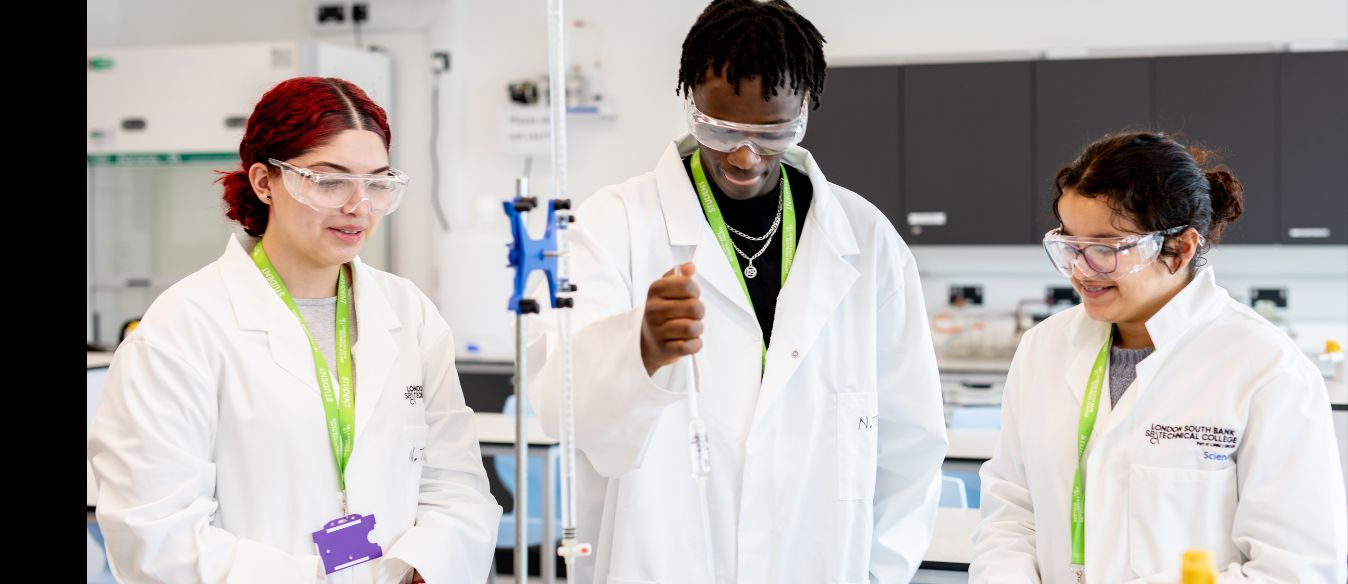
[504,196,576,314]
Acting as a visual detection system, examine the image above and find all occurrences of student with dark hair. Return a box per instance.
[531,1,947,582]
[973,131,1347,583]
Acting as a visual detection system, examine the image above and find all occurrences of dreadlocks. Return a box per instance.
[677,0,827,110]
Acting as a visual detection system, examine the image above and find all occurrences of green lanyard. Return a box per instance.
[689,149,797,363]
[251,243,356,493]
[1071,326,1113,570]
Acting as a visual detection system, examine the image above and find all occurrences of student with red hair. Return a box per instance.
[89,77,501,584]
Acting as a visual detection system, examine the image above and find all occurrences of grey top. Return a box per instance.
[294,296,359,375]
[1109,345,1154,407]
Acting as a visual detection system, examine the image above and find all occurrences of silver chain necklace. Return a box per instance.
[725,174,785,279]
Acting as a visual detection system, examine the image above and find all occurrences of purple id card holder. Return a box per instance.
[312,514,384,574]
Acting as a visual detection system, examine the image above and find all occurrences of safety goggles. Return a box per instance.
[684,94,808,156]
[1042,225,1190,280]
[268,158,409,215]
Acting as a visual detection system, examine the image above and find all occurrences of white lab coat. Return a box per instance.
[87,234,502,584]
[529,135,948,584]
[972,268,1348,583]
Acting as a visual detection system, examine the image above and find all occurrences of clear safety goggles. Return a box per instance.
[684,94,808,156]
[1042,225,1190,280]
[268,158,409,215]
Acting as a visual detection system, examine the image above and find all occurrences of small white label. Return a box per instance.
[502,107,554,155]
[1288,227,1331,239]
[907,211,948,226]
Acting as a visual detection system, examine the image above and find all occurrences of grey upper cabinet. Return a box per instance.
[1155,54,1279,244]
[1033,58,1153,239]
[800,66,903,231]
[902,61,1034,244]
[1278,51,1348,245]
[799,52,1344,247]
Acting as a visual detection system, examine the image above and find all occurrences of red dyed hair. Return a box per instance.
[218,77,391,236]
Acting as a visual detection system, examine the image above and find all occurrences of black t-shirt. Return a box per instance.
[683,156,813,346]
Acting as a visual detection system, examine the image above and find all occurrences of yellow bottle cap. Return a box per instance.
[1181,549,1216,584]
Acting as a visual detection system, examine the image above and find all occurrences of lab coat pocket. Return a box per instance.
[1128,464,1237,576]
[837,391,880,501]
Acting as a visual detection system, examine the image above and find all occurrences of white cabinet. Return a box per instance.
[87,41,392,154]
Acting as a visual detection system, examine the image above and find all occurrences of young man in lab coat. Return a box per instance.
[530,1,948,582]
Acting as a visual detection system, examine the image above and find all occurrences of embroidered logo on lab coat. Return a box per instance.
[1143,423,1239,450]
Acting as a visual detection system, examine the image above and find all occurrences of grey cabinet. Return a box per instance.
[1033,58,1153,238]
[1278,51,1348,244]
[805,52,1345,247]
[801,66,903,230]
[902,61,1034,244]
[1155,54,1279,243]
